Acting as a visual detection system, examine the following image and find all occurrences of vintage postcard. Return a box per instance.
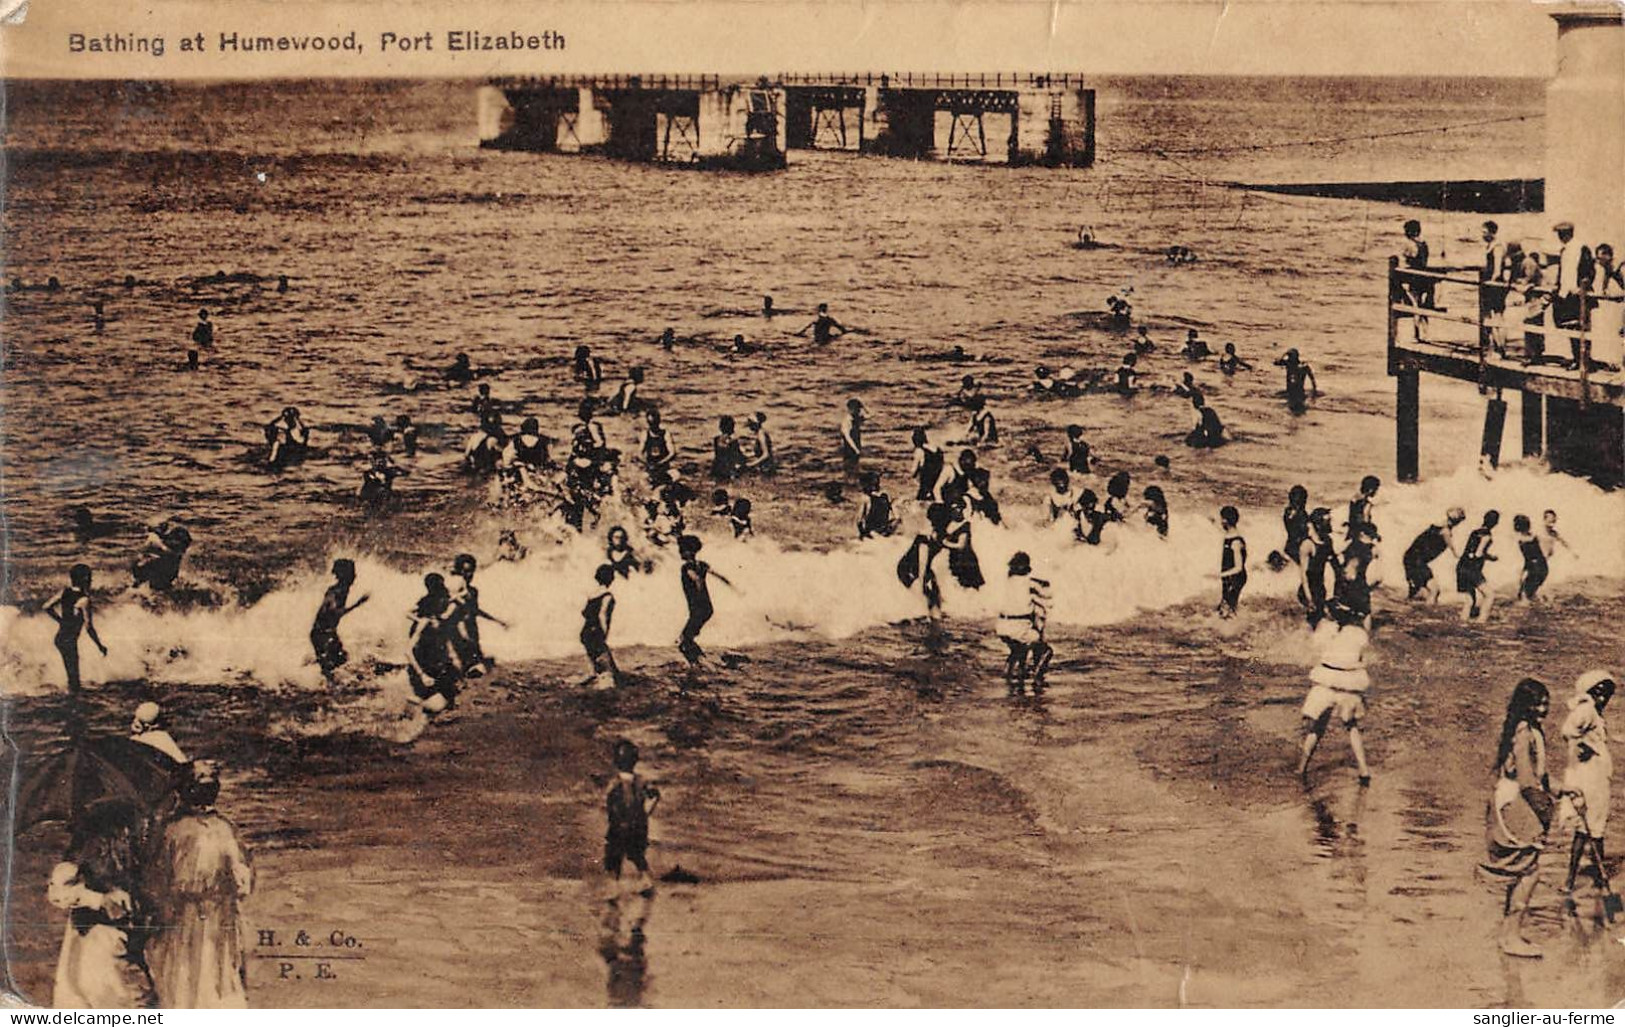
[2,0,1624,1010]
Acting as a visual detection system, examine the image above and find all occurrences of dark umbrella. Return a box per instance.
[12,735,185,835]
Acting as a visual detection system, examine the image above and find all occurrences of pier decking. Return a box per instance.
[477,73,1096,169]
[1386,264,1625,486]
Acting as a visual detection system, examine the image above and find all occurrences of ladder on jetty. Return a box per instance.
[1385,262,1625,486]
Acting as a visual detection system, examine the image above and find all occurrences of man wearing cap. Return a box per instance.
[1559,669,1616,893]
[130,702,187,763]
[1544,221,1595,369]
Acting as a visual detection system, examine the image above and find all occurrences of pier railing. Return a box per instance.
[1385,261,1625,405]
[488,73,1089,91]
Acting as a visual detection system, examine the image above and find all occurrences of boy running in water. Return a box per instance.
[450,553,507,677]
[1403,507,1465,603]
[605,740,661,895]
[677,535,731,668]
[1458,511,1499,622]
[311,558,369,679]
[1218,506,1247,618]
[44,564,107,694]
[580,565,619,690]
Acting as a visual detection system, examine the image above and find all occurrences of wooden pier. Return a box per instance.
[1386,263,1625,487]
[478,73,1095,169]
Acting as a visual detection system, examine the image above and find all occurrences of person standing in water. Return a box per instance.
[1483,677,1554,958]
[910,428,946,502]
[580,565,619,690]
[742,412,776,475]
[1296,606,1375,785]
[1303,507,1339,626]
[1281,485,1311,607]
[677,535,730,668]
[839,399,867,474]
[604,740,660,895]
[1217,506,1247,618]
[1403,507,1465,603]
[191,309,214,350]
[795,303,848,345]
[710,415,746,482]
[996,552,1054,696]
[640,408,675,480]
[1274,349,1319,410]
[608,367,644,415]
[1512,515,1549,602]
[44,564,107,695]
[450,554,506,678]
[857,471,899,539]
[1334,523,1382,628]
[407,573,462,715]
[1346,475,1380,543]
[1218,342,1252,375]
[310,558,369,680]
[1458,510,1500,622]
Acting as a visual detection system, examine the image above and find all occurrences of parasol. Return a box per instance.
[10,734,185,835]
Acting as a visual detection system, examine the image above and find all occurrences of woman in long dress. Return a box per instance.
[1483,677,1554,959]
[1560,670,1616,891]
[144,762,254,1009]
[49,799,156,1008]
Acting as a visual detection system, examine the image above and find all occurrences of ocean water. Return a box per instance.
[5,75,1625,1008]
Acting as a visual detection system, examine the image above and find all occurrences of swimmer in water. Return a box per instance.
[44,564,107,695]
[857,471,900,540]
[395,414,419,457]
[129,702,186,763]
[1217,506,1247,618]
[191,309,214,349]
[1275,348,1319,409]
[743,412,776,475]
[92,301,105,334]
[572,345,604,389]
[951,375,983,409]
[729,333,762,356]
[1181,329,1211,360]
[1173,371,1203,402]
[729,498,754,539]
[1076,225,1098,249]
[1540,509,1570,559]
[762,296,776,318]
[407,573,461,714]
[1334,523,1381,628]
[1074,488,1107,545]
[1133,325,1156,355]
[579,565,620,690]
[1303,507,1339,625]
[996,551,1053,696]
[573,398,607,453]
[839,399,867,474]
[1106,294,1133,329]
[677,534,732,668]
[1184,393,1226,449]
[1114,352,1141,395]
[186,349,200,371]
[497,529,529,563]
[133,521,192,591]
[446,352,474,384]
[1346,475,1380,543]
[609,367,644,415]
[1143,486,1169,538]
[711,415,745,482]
[796,303,849,345]
[604,525,644,578]
[1064,425,1093,476]
[277,275,289,293]
[659,327,677,351]
[1219,342,1252,374]
[1046,469,1079,524]
[358,450,406,510]
[1104,470,1133,524]
[1513,514,1548,602]
[450,553,507,678]
[1457,510,1500,622]
[1402,507,1465,603]
[963,395,998,446]
[911,427,946,502]
[311,558,369,679]
[1282,485,1311,608]
[640,408,675,479]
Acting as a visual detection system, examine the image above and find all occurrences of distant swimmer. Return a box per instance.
[857,471,900,539]
[123,275,136,289]
[1165,245,1198,266]
[910,427,946,502]
[186,349,200,372]
[762,296,777,318]
[70,505,123,545]
[1181,329,1210,360]
[573,399,607,453]
[1303,507,1338,625]
[1453,510,1499,622]
[1046,469,1079,523]
[796,303,849,345]
[729,333,762,356]
[1295,608,1374,784]
[1106,294,1133,329]
[1074,488,1108,545]
[677,534,732,668]
[573,345,605,389]
[711,415,746,482]
[641,500,679,548]
[580,565,620,690]
[1103,470,1133,524]
[1173,371,1203,402]
[950,375,984,409]
[1075,226,1100,249]
[1114,352,1141,395]
[129,702,187,763]
[1217,506,1247,618]
[311,558,369,679]
[365,415,394,450]
[192,309,214,349]
[1063,425,1093,476]
[277,275,289,293]
[659,327,677,351]
[640,408,675,478]
[1275,348,1319,410]
[264,409,312,468]
[93,301,105,334]
[729,498,754,539]
[502,416,555,486]
[1513,515,1548,602]
[133,521,192,592]
[1143,486,1169,538]
[1218,342,1252,374]
[1346,475,1380,543]
[447,352,475,384]
[395,414,419,457]
[470,383,499,428]
[605,525,647,578]
[1281,484,1311,607]
[44,563,107,694]
[944,450,1001,525]
[407,573,461,714]
[608,366,645,414]
[466,416,507,476]
[450,553,506,678]
[358,450,407,510]
[1032,365,1084,399]
[996,552,1053,697]
[839,399,867,473]
[962,395,998,446]
[1184,393,1226,448]
[1133,325,1157,355]
[743,412,776,475]
[1403,507,1465,603]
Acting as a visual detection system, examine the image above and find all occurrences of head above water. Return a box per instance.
[423,572,447,596]
[521,416,540,435]
[678,534,703,558]
[1007,551,1032,575]
[1144,486,1165,505]
[861,470,881,492]
[847,398,864,412]
[1403,219,1422,238]
[718,415,735,433]
[1066,424,1083,440]
[577,398,595,421]
[1107,470,1130,498]
[1079,488,1099,509]
[911,427,928,446]
[69,563,92,589]
[817,303,829,314]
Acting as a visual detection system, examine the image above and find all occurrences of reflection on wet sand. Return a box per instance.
[599,893,652,1008]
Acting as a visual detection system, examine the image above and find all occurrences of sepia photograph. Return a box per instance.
[1,0,1624,1010]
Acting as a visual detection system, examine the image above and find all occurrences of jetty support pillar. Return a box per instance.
[1396,368,1420,483]
[1521,391,1544,459]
